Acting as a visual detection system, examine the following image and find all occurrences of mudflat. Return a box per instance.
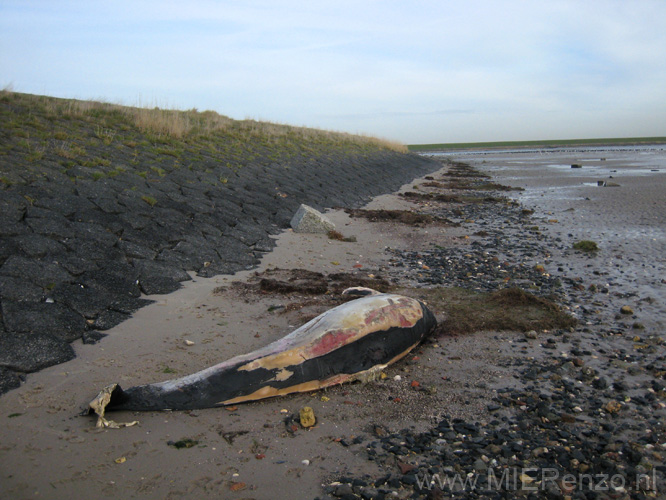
[1,149,664,499]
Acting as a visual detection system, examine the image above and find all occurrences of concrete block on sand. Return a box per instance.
[290,204,335,234]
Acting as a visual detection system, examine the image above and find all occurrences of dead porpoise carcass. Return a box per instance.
[87,290,436,425]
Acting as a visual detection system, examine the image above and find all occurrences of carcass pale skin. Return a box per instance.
[88,293,436,413]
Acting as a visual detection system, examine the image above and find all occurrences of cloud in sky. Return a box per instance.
[1,0,665,143]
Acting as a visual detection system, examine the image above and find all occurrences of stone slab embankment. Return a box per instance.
[0,150,441,394]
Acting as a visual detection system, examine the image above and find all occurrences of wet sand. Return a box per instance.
[1,149,664,499]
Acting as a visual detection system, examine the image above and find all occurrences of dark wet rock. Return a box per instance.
[69,240,125,265]
[0,191,29,222]
[117,239,157,260]
[34,193,95,217]
[78,211,140,237]
[82,330,108,345]
[138,276,182,295]
[57,253,100,276]
[0,275,45,302]
[592,377,608,389]
[170,239,219,269]
[80,262,140,298]
[196,260,246,278]
[359,487,379,500]
[12,234,67,258]
[26,214,75,239]
[0,331,75,371]
[230,222,271,247]
[109,296,154,314]
[0,255,72,289]
[70,221,120,247]
[134,259,191,295]
[1,300,87,342]
[0,367,23,394]
[333,484,354,497]
[0,217,31,238]
[0,237,20,264]
[51,282,115,318]
[214,236,258,265]
[120,226,166,250]
[93,310,130,331]
[118,212,152,230]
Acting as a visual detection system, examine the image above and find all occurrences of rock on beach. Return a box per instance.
[290,204,336,234]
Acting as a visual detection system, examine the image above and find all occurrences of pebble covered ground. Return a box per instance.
[319,161,665,500]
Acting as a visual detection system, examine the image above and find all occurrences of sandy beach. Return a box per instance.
[1,149,664,499]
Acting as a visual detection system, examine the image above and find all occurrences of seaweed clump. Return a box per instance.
[573,240,599,252]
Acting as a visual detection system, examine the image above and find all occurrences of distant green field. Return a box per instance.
[408,136,666,152]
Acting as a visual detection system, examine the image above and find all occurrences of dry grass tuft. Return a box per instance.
[1,89,406,151]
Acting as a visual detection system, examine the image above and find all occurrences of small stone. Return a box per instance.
[525,330,538,339]
[373,425,388,437]
[620,305,634,315]
[473,458,487,471]
[604,400,622,414]
[488,444,502,454]
[301,459,310,466]
[398,461,416,474]
[229,482,246,492]
[184,339,195,346]
[82,330,108,345]
[593,377,608,389]
[299,406,316,428]
[333,484,354,497]
[360,488,379,500]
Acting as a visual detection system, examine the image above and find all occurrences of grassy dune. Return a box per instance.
[0,90,405,187]
[409,136,666,152]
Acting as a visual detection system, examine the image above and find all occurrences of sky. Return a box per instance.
[1,1,665,144]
